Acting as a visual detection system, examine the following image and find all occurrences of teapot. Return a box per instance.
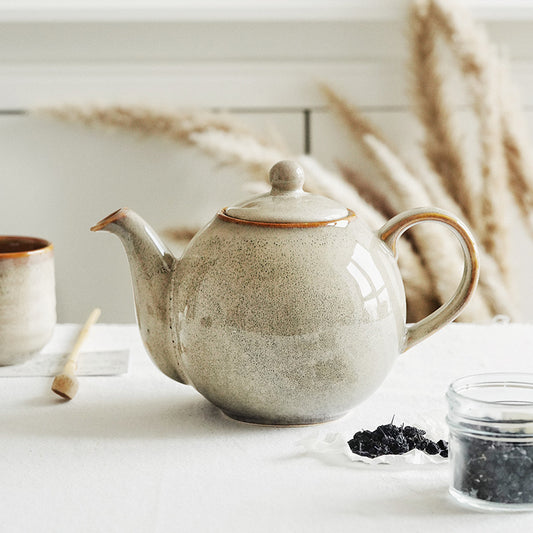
[92,160,479,426]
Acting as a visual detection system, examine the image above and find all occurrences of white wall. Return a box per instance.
[1,1,532,323]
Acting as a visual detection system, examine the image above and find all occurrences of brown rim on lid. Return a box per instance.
[218,208,356,228]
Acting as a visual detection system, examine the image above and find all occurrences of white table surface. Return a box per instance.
[1,322,533,532]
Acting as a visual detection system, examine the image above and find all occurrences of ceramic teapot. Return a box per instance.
[92,160,479,425]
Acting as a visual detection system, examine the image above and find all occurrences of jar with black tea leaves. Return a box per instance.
[447,373,533,511]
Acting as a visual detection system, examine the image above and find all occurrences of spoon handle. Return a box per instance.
[63,308,102,374]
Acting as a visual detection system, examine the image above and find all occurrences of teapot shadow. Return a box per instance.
[6,394,281,440]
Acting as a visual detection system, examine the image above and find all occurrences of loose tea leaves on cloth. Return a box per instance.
[348,422,448,459]
[297,422,448,466]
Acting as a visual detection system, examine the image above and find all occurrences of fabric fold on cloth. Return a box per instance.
[0,324,131,377]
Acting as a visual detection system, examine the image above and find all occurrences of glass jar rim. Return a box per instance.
[447,372,533,412]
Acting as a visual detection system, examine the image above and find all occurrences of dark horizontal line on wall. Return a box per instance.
[0,107,326,115]
[225,105,417,113]
[0,109,27,115]
[0,107,333,113]
[213,107,325,114]
[4,104,533,116]
[0,105,413,116]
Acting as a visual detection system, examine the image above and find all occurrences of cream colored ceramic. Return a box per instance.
[92,160,479,425]
[0,236,56,365]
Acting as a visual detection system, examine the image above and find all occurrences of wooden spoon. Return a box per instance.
[51,308,101,400]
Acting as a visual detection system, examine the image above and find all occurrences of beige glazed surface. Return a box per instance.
[0,236,56,365]
[92,161,479,425]
[174,214,405,424]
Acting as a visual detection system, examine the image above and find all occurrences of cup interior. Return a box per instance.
[0,236,52,256]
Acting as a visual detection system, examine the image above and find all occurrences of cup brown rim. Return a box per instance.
[0,236,53,259]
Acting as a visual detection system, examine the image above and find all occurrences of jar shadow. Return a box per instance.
[350,489,470,517]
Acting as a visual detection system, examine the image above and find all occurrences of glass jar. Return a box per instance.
[447,373,533,511]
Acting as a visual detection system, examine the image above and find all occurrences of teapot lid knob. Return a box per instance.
[269,160,305,194]
[223,159,350,223]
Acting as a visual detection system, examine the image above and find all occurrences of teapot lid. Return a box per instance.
[223,161,350,224]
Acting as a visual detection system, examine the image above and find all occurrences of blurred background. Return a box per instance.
[1,0,532,323]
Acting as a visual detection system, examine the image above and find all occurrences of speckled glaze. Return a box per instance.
[92,160,480,425]
[0,236,56,365]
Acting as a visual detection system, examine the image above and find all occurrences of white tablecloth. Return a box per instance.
[1,323,533,532]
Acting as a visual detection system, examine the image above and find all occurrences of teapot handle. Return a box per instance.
[378,207,480,353]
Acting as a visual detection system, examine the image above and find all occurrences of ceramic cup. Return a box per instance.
[0,236,56,365]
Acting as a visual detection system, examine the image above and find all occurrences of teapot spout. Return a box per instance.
[91,208,189,384]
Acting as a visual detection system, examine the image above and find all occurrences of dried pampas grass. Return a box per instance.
[320,0,531,320]
[322,83,516,320]
[37,103,439,321]
[412,0,533,276]
[39,105,285,180]
[363,133,492,322]
[409,0,481,229]
[364,134,517,320]
[36,0,532,323]
[421,0,510,278]
[499,68,533,238]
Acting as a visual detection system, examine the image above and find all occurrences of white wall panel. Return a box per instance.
[0,111,303,322]
[0,2,532,322]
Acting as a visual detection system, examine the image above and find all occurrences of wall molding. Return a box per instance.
[4,60,533,111]
[1,1,533,22]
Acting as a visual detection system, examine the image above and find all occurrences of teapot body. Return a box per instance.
[174,214,406,425]
[92,161,479,426]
